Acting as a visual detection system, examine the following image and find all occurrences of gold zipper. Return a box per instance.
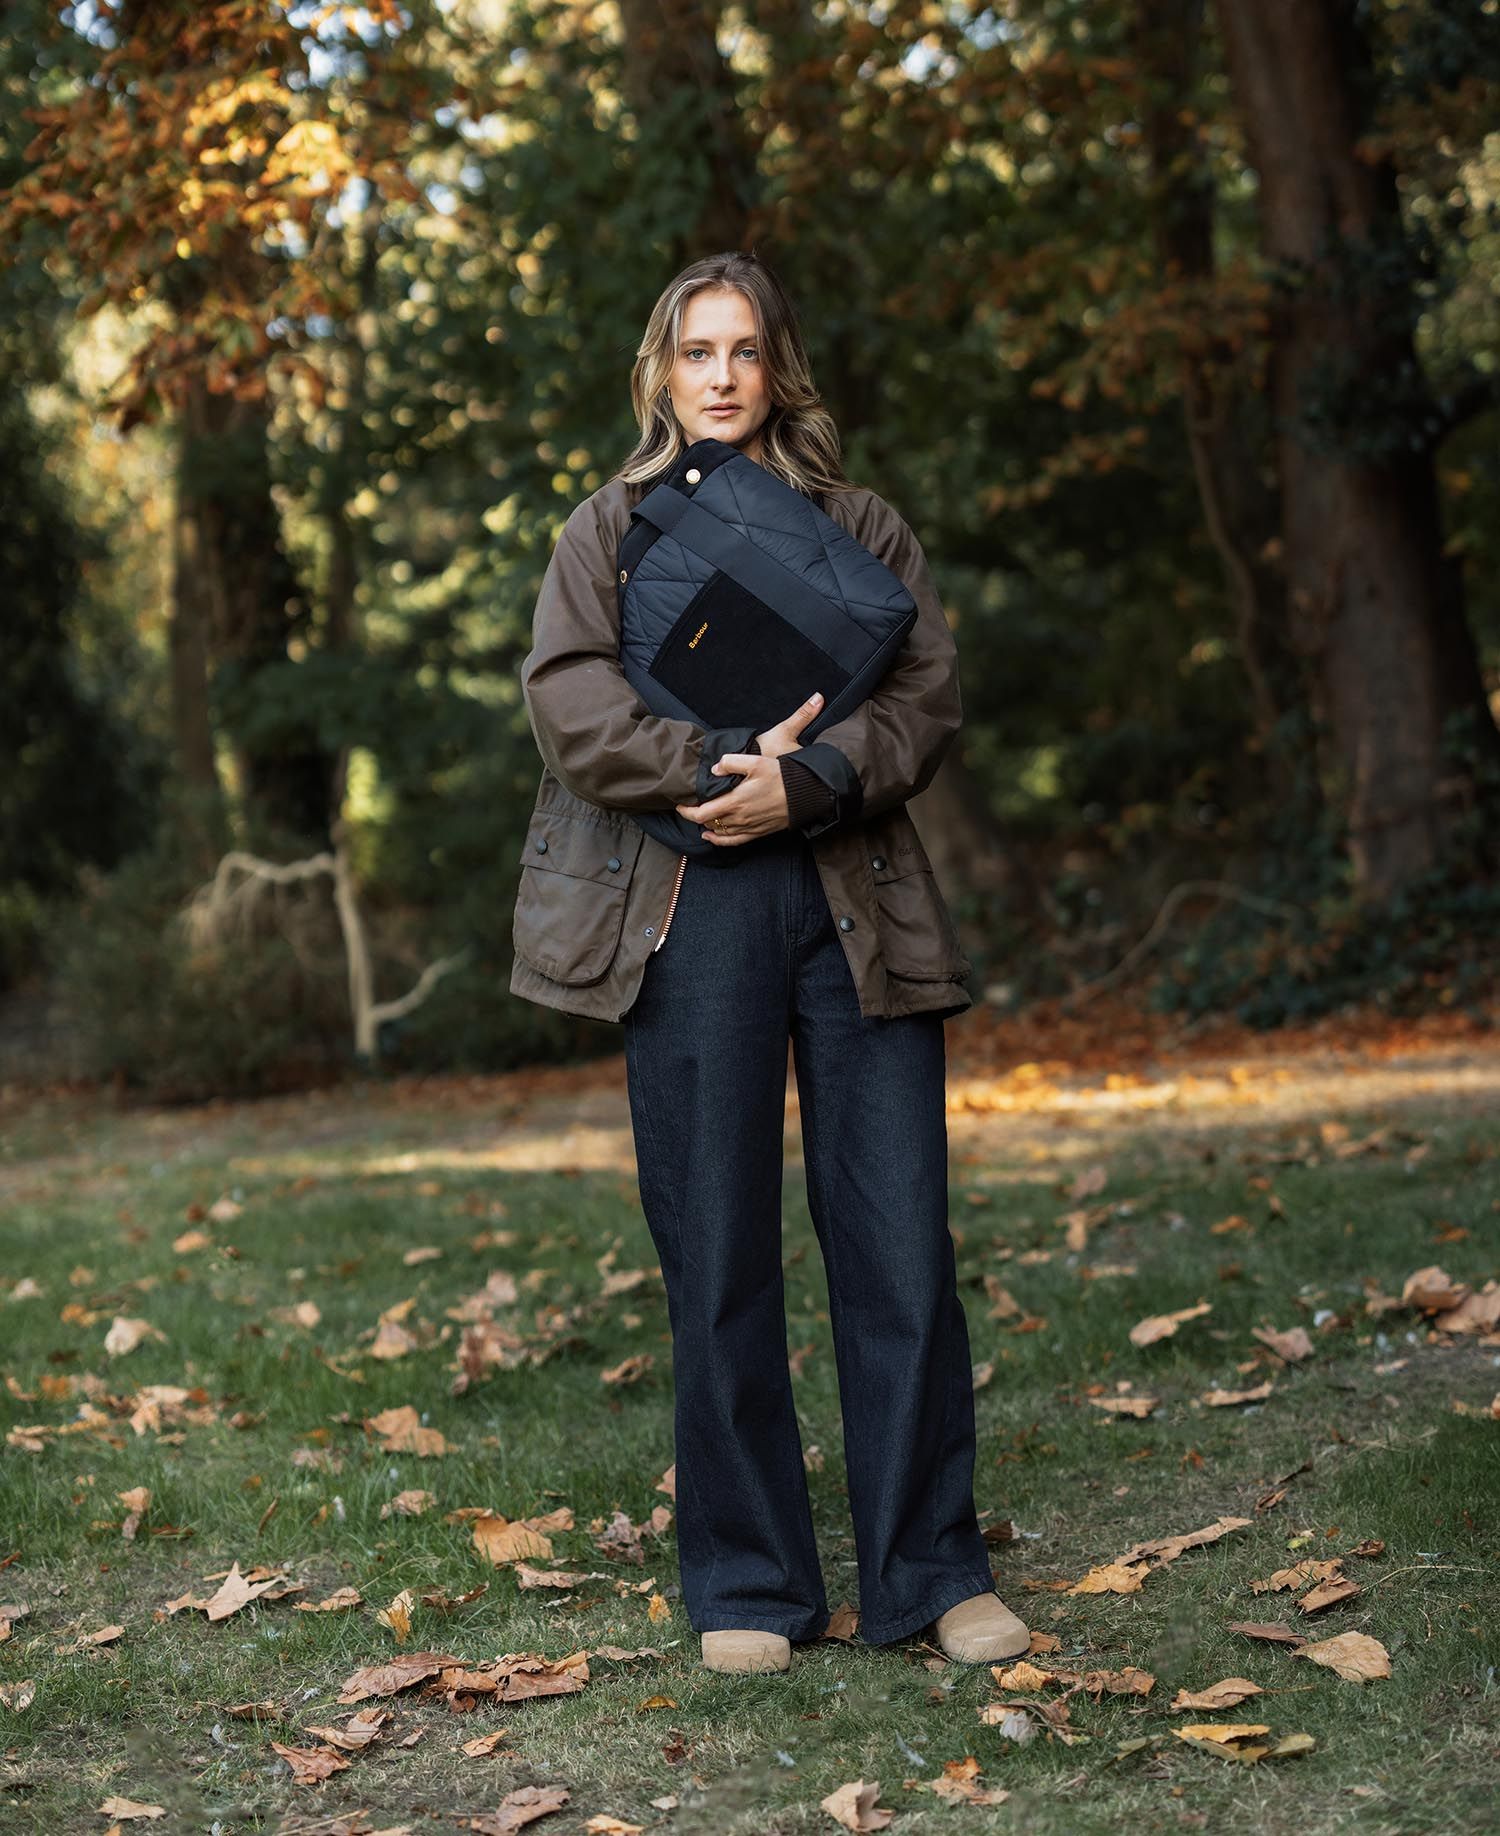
[652,853,688,952]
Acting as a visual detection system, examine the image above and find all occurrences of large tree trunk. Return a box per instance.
[178,371,335,847]
[1215,0,1499,900]
[1134,0,1309,804]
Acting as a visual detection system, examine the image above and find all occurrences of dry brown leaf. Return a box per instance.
[1226,1620,1307,1646]
[1252,1559,1347,1595]
[513,1562,595,1590]
[1067,1561,1148,1595]
[1291,1631,1391,1683]
[172,1228,212,1253]
[464,1783,571,1832]
[1298,1576,1361,1613]
[818,1601,858,1641]
[989,1659,1056,1691]
[202,1560,295,1622]
[1252,1325,1313,1362]
[1090,1394,1159,1417]
[819,1778,894,1832]
[600,1352,654,1386]
[1129,1300,1212,1347]
[271,1741,353,1784]
[404,1245,443,1265]
[1170,1677,1265,1711]
[1077,1666,1156,1696]
[1434,1281,1500,1334]
[1114,1515,1254,1569]
[303,1707,389,1750]
[337,1650,464,1704]
[295,1586,363,1613]
[378,1588,416,1643]
[366,1404,451,1457]
[103,1316,166,1357]
[1401,1265,1468,1312]
[473,1515,554,1566]
[0,1603,32,1641]
[462,1728,513,1757]
[0,1678,36,1710]
[270,1300,322,1329]
[1201,1381,1275,1407]
[380,1489,436,1519]
[97,1797,166,1820]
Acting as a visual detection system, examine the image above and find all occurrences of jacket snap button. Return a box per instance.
[839,915,855,932]
[685,467,701,484]
[871,855,887,871]
[534,838,548,853]
[618,568,628,583]
[644,925,655,938]
[606,855,621,871]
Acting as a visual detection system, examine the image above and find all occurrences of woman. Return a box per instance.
[511,251,1031,1676]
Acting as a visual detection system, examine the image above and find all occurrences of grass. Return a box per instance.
[0,1071,1497,1834]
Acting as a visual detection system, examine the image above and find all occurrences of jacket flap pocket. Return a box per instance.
[519,808,644,886]
[513,810,644,987]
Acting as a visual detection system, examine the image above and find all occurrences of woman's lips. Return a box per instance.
[706,406,740,415]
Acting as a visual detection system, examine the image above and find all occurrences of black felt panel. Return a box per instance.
[646,571,852,728]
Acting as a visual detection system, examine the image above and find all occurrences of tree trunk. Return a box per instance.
[1215,0,1499,900]
[1134,0,1309,805]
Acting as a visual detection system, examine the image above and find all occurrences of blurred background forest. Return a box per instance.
[2,0,1498,1102]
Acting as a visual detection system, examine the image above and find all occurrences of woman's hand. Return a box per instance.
[674,691,824,844]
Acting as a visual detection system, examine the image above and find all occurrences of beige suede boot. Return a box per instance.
[700,1629,792,1673]
[929,1590,1031,1662]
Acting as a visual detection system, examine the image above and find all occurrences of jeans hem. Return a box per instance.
[694,1604,831,1643]
[856,1569,998,1648]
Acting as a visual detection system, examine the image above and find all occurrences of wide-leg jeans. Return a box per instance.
[621,823,996,1646]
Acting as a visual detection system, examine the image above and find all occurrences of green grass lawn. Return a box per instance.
[1,1081,1497,1834]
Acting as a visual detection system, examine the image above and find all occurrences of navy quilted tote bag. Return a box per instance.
[616,437,917,855]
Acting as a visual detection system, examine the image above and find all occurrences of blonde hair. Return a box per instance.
[615,251,856,503]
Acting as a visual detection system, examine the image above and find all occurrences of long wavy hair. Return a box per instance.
[614,252,856,503]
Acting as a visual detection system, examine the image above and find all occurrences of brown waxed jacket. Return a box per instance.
[509,470,975,1025]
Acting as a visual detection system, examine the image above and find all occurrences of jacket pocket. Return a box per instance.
[513,808,644,986]
[868,822,970,981]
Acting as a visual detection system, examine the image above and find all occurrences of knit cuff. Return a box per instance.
[780,754,838,830]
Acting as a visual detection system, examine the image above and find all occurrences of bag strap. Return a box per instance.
[628,476,874,674]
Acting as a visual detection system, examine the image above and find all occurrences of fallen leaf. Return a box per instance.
[1401,1265,1468,1312]
[97,1797,167,1821]
[462,1728,512,1757]
[465,1782,571,1831]
[1090,1394,1159,1417]
[271,1740,352,1784]
[1067,1561,1148,1595]
[819,1777,894,1832]
[0,1678,36,1709]
[1130,1301,1212,1347]
[1170,1677,1265,1710]
[473,1515,553,1566]
[1290,1631,1391,1683]
[295,1586,363,1613]
[1252,1325,1313,1362]
[380,1489,436,1519]
[1226,1621,1306,1646]
[366,1405,451,1457]
[378,1588,416,1643]
[303,1707,389,1750]
[1201,1381,1275,1407]
[1297,1576,1361,1613]
[103,1316,166,1357]
[337,1650,464,1704]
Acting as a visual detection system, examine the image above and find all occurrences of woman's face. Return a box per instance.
[667,287,769,463]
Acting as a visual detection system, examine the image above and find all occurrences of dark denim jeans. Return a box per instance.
[621,823,996,1646]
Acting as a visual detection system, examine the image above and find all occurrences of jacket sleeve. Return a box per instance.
[518,490,759,814]
[781,498,963,836]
